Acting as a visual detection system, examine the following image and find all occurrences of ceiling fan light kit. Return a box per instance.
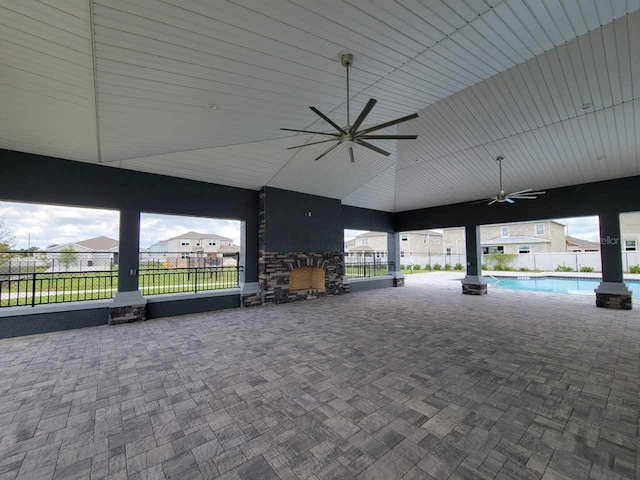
[280,54,419,163]
[470,156,546,206]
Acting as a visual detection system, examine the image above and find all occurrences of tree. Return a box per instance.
[59,247,78,271]
[0,212,15,271]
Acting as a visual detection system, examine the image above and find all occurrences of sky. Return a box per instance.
[1,201,605,249]
[0,201,240,249]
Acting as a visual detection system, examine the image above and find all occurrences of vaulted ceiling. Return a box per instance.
[1,0,639,212]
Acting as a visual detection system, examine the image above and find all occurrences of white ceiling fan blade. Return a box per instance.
[469,197,495,205]
[505,197,515,204]
[509,195,537,199]
[488,199,498,205]
[509,188,532,195]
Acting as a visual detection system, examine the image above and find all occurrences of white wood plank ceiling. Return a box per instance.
[0,0,638,212]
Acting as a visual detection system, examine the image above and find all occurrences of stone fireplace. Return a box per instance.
[241,187,350,306]
[259,251,349,304]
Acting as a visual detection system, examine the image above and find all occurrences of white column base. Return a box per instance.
[461,275,487,286]
[389,270,404,279]
[240,282,261,295]
[594,282,632,295]
[110,290,147,307]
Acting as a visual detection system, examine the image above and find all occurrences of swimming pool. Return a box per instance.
[486,276,638,297]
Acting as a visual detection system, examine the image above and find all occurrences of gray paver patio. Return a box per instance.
[0,273,638,479]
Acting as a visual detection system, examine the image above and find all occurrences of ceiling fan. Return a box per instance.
[471,156,546,205]
[280,54,419,163]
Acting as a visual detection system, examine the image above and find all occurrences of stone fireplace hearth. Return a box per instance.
[259,252,349,304]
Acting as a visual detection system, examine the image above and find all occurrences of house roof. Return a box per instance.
[354,230,441,238]
[483,236,549,245]
[218,245,240,253]
[355,231,386,238]
[566,236,600,248]
[75,236,119,250]
[344,238,356,247]
[403,229,443,236]
[168,231,233,241]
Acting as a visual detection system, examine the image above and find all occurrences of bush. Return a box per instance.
[629,265,640,274]
[400,264,406,270]
[424,264,431,271]
[433,263,442,270]
[443,264,452,271]
[519,267,530,272]
[484,253,517,271]
[493,264,505,271]
[413,264,421,270]
[579,266,595,272]
[481,263,488,270]
[555,265,574,272]
[454,263,464,270]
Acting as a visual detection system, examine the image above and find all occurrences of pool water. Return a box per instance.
[486,276,638,297]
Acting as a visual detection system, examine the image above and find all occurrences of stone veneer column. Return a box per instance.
[109,208,147,324]
[595,212,632,309]
[387,232,404,287]
[461,224,487,295]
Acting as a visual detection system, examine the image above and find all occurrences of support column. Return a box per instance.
[595,212,631,309]
[461,225,487,295]
[240,219,261,306]
[109,208,146,324]
[387,232,404,287]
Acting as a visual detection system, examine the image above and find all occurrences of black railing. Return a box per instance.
[0,270,117,308]
[344,261,394,279]
[139,266,240,295]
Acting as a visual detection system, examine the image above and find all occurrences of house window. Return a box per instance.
[518,245,531,254]
[208,240,216,246]
[446,247,451,256]
[625,240,637,251]
[361,238,368,246]
[181,241,190,246]
[482,246,504,254]
[196,242,200,246]
[181,253,190,259]
[423,235,429,243]
[501,226,509,238]
[400,250,405,257]
[401,234,408,241]
[535,223,545,235]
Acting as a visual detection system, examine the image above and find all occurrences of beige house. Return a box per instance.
[621,212,640,252]
[345,230,443,257]
[565,236,600,252]
[443,220,566,255]
[165,231,238,256]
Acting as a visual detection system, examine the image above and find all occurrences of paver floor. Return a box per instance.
[0,273,638,479]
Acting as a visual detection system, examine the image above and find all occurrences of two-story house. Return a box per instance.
[621,211,640,252]
[345,230,443,257]
[443,220,566,255]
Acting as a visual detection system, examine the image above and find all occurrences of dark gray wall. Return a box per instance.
[263,187,343,252]
[396,175,640,231]
[0,308,109,339]
[0,149,259,281]
[349,277,394,292]
[342,205,394,232]
[147,295,240,319]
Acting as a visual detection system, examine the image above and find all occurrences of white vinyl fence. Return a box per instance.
[348,251,640,273]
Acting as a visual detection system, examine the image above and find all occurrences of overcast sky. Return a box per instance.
[1,201,603,249]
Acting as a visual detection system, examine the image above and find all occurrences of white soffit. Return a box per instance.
[0,0,98,162]
[394,9,640,211]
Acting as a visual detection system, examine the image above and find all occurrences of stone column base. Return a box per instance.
[389,271,404,287]
[595,282,632,310]
[109,291,147,325]
[461,275,488,295]
[240,282,262,307]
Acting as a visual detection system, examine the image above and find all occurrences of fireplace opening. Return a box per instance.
[289,267,325,292]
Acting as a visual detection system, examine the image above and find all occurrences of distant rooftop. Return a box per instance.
[75,236,119,250]
[168,231,233,241]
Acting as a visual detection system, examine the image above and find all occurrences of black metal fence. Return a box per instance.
[139,266,241,295]
[344,261,394,279]
[0,250,241,308]
[0,270,118,308]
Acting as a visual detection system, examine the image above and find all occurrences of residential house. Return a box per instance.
[565,236,600,252]
[443,220,566,255]
[345,230,443,261]
[45,236,119,271]
[153,231,240,267]
[621,212,640,252]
